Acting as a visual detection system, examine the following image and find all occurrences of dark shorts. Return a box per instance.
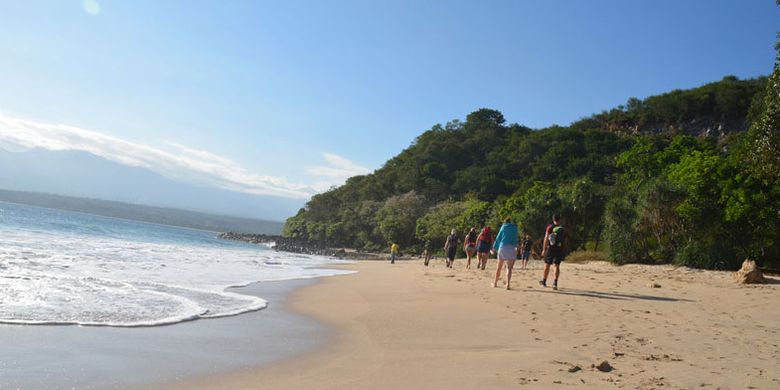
[544,253,565,265]
[521,251,531,261]
[447,247,457,261]
[476,241,491,253]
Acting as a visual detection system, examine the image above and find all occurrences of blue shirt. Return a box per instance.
[492,222,519,250]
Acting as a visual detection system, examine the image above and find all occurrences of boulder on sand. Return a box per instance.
[593,360,613,372]
[734,259,764,284]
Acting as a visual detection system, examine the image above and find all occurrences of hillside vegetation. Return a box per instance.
[284,73,779,269]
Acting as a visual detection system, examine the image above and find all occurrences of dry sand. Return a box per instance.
[161,258,780,390]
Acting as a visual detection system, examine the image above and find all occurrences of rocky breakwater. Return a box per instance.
[218,232,335,256]
[218,232,386,260]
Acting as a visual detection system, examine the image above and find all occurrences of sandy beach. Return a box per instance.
[161,257,780,390]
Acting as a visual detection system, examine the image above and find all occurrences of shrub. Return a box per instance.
[565,250,610,264]
[603,198,647,264]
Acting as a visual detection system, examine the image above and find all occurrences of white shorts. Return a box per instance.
[498,245,517,261]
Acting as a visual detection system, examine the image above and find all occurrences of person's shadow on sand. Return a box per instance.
[759,276,780,285]
[526,288,694,302]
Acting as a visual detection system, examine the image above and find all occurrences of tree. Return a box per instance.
[459,196,495,231]
[744,51,780,185]
[502,182,561,239]
[634,178,687,261]
[375,191,429,248]
[415,201,469,251]
[558,179,607,250]
[282,209,308,238]
[603,197,647,264]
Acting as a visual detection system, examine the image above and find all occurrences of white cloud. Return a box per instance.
[307,152,370,189]
[83,0,101,15]
[0,113,349,199]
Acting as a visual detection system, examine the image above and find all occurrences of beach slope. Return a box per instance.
[165,259,780,389]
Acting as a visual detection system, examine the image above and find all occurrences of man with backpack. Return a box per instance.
[539,214,566,290]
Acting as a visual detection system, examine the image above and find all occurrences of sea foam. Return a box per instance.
[0,202,351,327]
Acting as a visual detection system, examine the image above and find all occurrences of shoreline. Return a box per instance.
[0,278,327,390]
[165,258,780,389]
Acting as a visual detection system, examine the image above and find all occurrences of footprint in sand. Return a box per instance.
[516,377,539,385]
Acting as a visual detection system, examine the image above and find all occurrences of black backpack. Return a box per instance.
[548,225,565,248]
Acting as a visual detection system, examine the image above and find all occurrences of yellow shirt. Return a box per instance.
[390,244,399,253]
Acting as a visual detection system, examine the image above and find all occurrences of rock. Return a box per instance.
[593,360,613,372]
[218,232,387,260]
[647,282,661,288]
[218,232,331,256]
[734,259,764,284]
[568,365,582,373]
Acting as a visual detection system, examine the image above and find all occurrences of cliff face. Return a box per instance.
[605,116,747,140]
[571,76,767,141]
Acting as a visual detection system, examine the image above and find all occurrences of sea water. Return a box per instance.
[0,201,350,327]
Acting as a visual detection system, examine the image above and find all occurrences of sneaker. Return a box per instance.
[538,280,546,287]
[552,283,558,290]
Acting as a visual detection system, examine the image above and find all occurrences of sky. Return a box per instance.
[0,0,777,200]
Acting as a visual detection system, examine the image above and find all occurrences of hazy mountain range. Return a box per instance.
[0,148,305,222]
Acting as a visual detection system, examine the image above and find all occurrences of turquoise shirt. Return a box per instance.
[492,222,519,250]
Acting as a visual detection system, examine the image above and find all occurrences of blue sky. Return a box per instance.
[0,0,776,199]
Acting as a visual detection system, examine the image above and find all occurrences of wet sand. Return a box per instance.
[168,258,780,389]
[0,279,326,390]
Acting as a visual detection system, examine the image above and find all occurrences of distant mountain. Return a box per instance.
[0,189,283,234]
[0,148,304,221]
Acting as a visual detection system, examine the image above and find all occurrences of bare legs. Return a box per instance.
[493,259,504,288]
[466,250,475,269]
[540,262,560,289]
[478,252,488,270]
[446,252,455,268]
[492,259,516,290]
[423,251,431,266]
[505,260,515,290]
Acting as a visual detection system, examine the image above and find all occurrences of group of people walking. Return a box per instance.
[411,214,567,290]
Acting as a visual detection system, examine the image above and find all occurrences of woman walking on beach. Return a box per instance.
[464,228,478,269]
[491,217,519,290]
[443,229,459,268]
[476,226,492,270]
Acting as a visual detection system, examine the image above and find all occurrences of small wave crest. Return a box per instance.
[0,206,351,327]
[0,274,269,327]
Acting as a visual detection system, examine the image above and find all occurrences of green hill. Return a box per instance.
[284,74,779,269]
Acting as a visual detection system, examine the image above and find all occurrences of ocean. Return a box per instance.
[0,201,350,327]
